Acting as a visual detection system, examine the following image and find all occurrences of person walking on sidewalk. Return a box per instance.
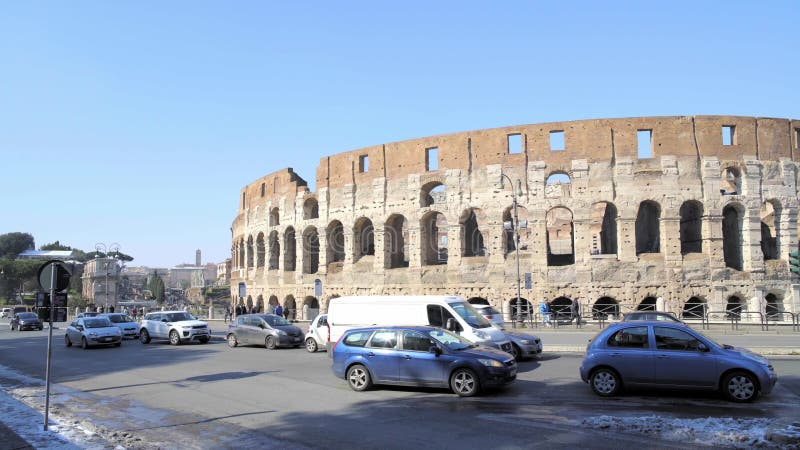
[540,301,551,327]
[571,299,582,328]
[274,303,283,318]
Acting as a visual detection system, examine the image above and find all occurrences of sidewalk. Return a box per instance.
[0,422,33,450]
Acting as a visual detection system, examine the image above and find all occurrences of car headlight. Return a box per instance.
[478,359,504,368]
[519,339,533,345]
[89,332,97,337]
[276,330,287,336]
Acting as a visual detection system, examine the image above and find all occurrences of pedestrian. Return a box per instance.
[109,305,115,313]
[283,306,290,320]
[224,306,230,323]
[131,307,137,319]
[302,303,308,320]
[274,303,283,318]
[540,300,551,327]
[571,299,582,328]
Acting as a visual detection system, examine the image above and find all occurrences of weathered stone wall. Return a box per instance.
[230,116,800,321]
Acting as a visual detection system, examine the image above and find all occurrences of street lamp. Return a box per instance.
[501,174,524,327]
[95,243,120,310]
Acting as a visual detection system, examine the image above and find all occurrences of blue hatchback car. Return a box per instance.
[580,322,777,402]
[332,325,517,397]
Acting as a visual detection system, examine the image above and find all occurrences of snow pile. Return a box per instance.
[583,415,800,449]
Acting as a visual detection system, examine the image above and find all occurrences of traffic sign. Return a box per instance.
[37,260,71,292]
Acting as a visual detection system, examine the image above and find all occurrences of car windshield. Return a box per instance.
[18,312,37,319]
[429,329,474,351]
[448,301,491,328]
[477,306,500,315]
[84,318,113,328]
[166,312,195,322]
[264,315,291,326]
[107,315,135,323]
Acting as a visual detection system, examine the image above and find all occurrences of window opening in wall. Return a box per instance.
[385,214,409,269]
[460,209,485,257]
[637,129,652,158]
[273,178,278,193]
[546,207,574,266]
[590,202,617,255]
[426,147,439,171]
[722,126,735,146]
[720,167,741,195]
[359,155,369,173]
[507,134,522,154]
[635,201,661,254]
[549,131,565,151]
[722,205,743,271]
[760,201,779,261]
[242,192,246,208]
[421,182,445,207]
[260,183,265,197]
[679,201,703,255]
[545,173,571,198]
[795,128,800,148]
[284,227,296,271]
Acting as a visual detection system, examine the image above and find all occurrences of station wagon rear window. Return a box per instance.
[343,331,372,347]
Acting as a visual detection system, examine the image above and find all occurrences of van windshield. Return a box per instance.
[448,301,491,329]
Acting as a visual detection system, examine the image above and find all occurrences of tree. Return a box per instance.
[0,233,35,259]
[0,257,41,302]
[40,241,72,251]
[149,271,165,304]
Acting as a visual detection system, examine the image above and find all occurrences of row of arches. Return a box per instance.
[238,294,323,320]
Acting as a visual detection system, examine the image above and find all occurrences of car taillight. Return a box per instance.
[486,314,494,319]
[327,322,331,343]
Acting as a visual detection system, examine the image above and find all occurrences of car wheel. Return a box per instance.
[346,364,372,392]
[169,330,181,346]
[139,329,151,344]
[81,337,88,350]
[590,368,621,397]
[265,336,277,350]
[450,368,480,397]
[511,343,521,360]
[65,334,72,347]
[114,342,121,347]
[199,336,209,344]
[305,338,318,353]
[227,334,238,348]
[722,371,758,402]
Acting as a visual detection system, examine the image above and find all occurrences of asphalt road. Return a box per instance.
[0,321,799,449]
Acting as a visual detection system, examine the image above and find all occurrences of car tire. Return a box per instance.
[199,336,209,344]
[450,368,480,397]
[114,342,121,347]
[139,329,151,344]
[346,364,372,392]
[169,330,181,346]
[722,371,759,402]
[227,334,238,348]
[305,338,318,353]
[511,343,521,360]
[265,336,276,350]
[65,335,72,347]
[81,337,88,350]
[590,368,621,397]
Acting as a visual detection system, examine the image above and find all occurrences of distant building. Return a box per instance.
[18,250,75,260]
[81,258,121,309]
[217,259,231,286]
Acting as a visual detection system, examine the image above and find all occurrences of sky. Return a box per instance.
[1,1,798,268]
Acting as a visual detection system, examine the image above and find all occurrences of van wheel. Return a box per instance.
[265,336,277,350]
[347,364,372,392]
[450,368,480,397]
[722,371,758,402]
[590,368,621,397]
[227,334,238,348]
[169,330,181,345]
[305,338,318,353]
[139,329,151,344]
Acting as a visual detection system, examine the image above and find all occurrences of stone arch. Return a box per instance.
[283,227,296,271]
[503,205,530,254]
[593,297,620,320]
[726,295,744,319]
[268,230,280,270]
[246,295,253,309]
[545,172,571,198]
[590,202,618,255]
[256,232,266,268]
[283,295,297,320]
[467,297,489,305]
[303,197,319,220]
[508,297,532,319]
[549,296,573,320]
[303,226,319,274]
[722,203,744,270]
[268,295,279,308]
[546,206,574,266]
[303,296,319,320]
[765,293,784,319]
[760,200,781,261]
[237,238,245,268]
[460,208,486,257]
[246,235,254,268]
[421,211,447,265]
[353,217,375,262]
[256,295,264,313]
[637,296,657,311]
[326,220,345,265]
[384,214,409,269]
[682,296,706,319]
[635,200,661,254]
[323,294,341,314]
[269,207,280,227]
[720,166,742,195]
[420,181,445,208]
[680,200,703,254]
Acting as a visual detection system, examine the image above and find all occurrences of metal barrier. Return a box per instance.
[703,310,765,331]
[762,311,798,332]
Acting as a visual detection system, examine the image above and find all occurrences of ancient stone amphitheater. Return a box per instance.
[230,115,800,323]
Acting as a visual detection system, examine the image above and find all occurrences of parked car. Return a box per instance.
[305,313,328,352]
[77,312,100,319]
[505,332,543,360]
[65,317,122,349]
[579,322,777,402]
[332,325,517,397]
[139,311,210,345]
[100,313,139,339]
[622,311,684,323]
[1,308,12,318]
[227,314,304,349]
[10,312,43,331]
[473,305,504,329]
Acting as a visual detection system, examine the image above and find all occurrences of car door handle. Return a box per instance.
[367,352,376,357]
[657,354,670,359]
[403,355,412,360]
[610,353,622,357]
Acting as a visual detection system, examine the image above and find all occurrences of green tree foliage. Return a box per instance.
[40,241,71,251]
[0,257,41,302]
[0,232,35,259]
[149,271,165,303]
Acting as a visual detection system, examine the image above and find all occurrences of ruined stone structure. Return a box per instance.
[230,116,800,322]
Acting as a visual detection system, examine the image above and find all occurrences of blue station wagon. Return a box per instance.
[579,322,777,402]
[332,325,516,397]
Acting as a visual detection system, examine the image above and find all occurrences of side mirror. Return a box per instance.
[429,345,441,356]
[259,323,265,329]
[445,318,456,331]
[698,343,709,352]
[161,319,168,323]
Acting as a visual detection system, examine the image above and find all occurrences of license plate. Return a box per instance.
[509,368,517,377]
[293,337,301,342]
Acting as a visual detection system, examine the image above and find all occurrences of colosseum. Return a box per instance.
[230,115,800,324]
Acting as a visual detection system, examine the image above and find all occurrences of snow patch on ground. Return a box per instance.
[582,415,800,449]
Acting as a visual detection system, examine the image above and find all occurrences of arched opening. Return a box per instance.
[720,167,741,195]
[256,232,266,268]
[283,295,296,321]
[636,201,661,254]
[765,293,783,319]
[722,204,744,270]
[384,214,409,269]
[268,295,279,310]
[303,227,319,274]
[637,296,657,311]
[680,201,703,254]
[269,207,280,227]
[760,201,780,261]
[303,197,319,220]
[546,207,574,266]
[593,297,619,320]
[420,182,445,207]
[421,211,447,265]
[303,296,319,320]
[283,227,296,271]
[268,231,280,270]
[246,295,253,310]
[460,208,486,257]
[502,206,530,255]
[549,296,573,321]
[545,172,571,198]
[682,296,706,319]
[246,235,254,268]
[256,295,264,314]
[326,220,345,265]
[508,298,532,320]
[353,217,375,262]
[590,202,617,255]
[467,297,489,305]
[238,239,245,268]
[725,295,744,319]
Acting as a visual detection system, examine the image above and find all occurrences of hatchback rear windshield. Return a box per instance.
[107,315,135,323]
[84,318,113,328]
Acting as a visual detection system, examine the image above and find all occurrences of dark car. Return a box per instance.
[227,314,304,349]
[332,325,517,397]
[10,312,43,331]
[622,311,684,324]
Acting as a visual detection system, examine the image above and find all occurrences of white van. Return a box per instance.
[326,295,512,353]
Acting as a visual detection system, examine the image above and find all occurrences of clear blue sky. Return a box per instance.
[1,1,798,268]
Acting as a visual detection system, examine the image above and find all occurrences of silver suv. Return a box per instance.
[139,311,210,345]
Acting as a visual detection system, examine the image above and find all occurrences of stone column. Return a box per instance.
[617,217,637,262]
[447,224,462,267]
[373,227,386,273]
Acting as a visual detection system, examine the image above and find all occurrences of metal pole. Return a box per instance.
[513,188,522,326]
[44,264,55,430]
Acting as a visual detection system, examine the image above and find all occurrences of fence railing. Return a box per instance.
[763,311,799,332]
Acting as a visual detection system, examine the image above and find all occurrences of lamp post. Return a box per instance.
[501,174,524,327]
[95,243,120,310]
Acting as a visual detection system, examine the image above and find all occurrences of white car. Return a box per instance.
[304,314,329,352]
[1,308,11,318]
[139,311,210,345]
[100,313,140,339]
[65,317,122,349]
